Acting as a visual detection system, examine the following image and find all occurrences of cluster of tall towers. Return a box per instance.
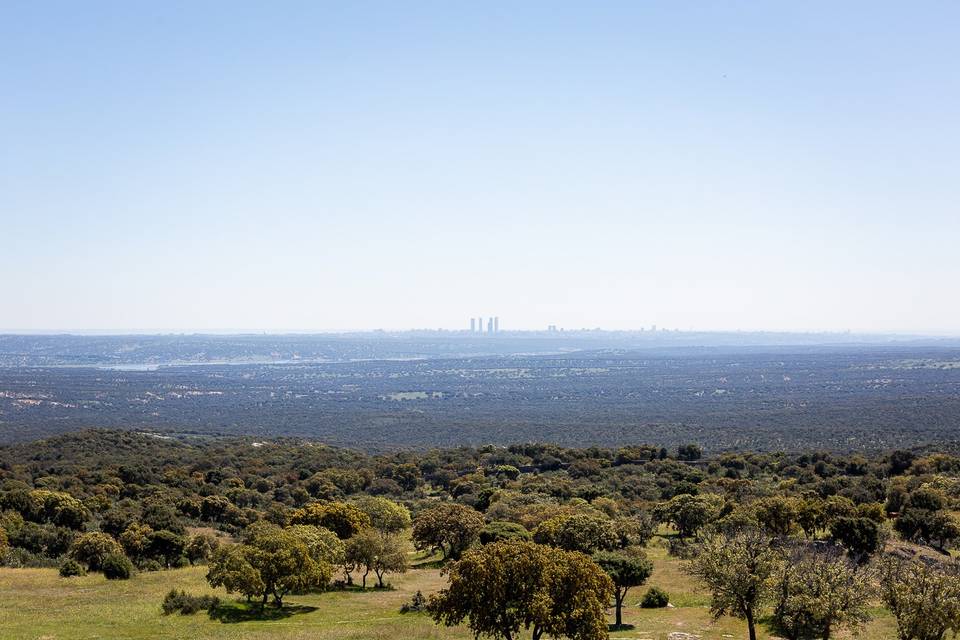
[469,316,499,334]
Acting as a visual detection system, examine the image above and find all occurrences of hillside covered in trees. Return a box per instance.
[2,430,960,639]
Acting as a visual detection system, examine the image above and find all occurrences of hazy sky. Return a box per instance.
[2,2,958,333]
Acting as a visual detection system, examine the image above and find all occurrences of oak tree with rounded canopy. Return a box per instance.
[412,502,484,560]
[653,493,722,540]
[289,501,370,540]
[286,524,344,567]
[28,490,90,529]
[352,496,411,534]
[207,523,331,608]
[428,539,613,640]
[770,546,871,640]
[594,547,654,628]
[344,527,407,588]
[69,532,124,572]
[753,496,798,537]
[685,529,779,640]
[533,513,618,554]
[877,555,960,640]
[206,544,264,603]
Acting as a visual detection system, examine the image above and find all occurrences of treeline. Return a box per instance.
[1,430,959,638]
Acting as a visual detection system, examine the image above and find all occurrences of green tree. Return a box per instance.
[146,529,187,568]
[352,496,411,534]
[613,512,656,548]
[654,494,722,540]
[69,532,124,572]
[286,524,344,567]
[28,490,90,529]
[876,555,960,640]
[894,488,960,550]
[185,532,220,564]
[207,523,331,608]
[753,496,798,537]
[480,521,532,545]
[771,547,871,639]
[829,517,882,561]
[119,523,153,563]
[594,547,653,628]
[344,528,407,588]
[290,501,370,539]
[795,498,826,539]
[412,503,484,560]
[685,529,779,640]
[206,544,265,603]
[533,513,618,554]
[428,539,613,640]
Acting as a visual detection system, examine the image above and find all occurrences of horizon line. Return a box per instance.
[2,327,959,339]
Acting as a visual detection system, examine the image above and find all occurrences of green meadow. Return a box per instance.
[0,545,898,640]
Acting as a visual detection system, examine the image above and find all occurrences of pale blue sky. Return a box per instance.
[2,2,958,333]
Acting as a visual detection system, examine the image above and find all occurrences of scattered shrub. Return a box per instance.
[400,590,427,614]
[101,553,133,580]
[161,589,220,615]
[58,558,86,577]
[640,586,669,608]
[140,559,163,572]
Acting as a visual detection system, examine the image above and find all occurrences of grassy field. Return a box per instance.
[0,544,898,640]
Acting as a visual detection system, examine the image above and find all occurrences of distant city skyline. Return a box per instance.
[3,3,958,334]
[0,324,955,338]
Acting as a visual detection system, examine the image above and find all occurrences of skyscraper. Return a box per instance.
[487,318,494,333]
[470,318,475,332]
[493,317,499,333]
[478,317,483,334]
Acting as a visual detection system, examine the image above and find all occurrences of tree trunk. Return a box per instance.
[361,568,369,589]
[746,608,757,640]
[615,589,624,627]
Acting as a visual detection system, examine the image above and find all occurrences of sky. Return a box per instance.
[2,1,958,334]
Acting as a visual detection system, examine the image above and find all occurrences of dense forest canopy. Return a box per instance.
[3,342,960,451]
[2,429,960,638]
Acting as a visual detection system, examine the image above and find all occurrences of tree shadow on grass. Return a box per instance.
[209,602,318,623]
[411,557,445,570]
[331,583,397,593]
[608,623,636,632]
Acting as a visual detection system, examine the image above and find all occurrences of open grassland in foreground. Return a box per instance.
[0,545,898,640]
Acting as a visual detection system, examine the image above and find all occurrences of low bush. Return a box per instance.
[101,553,133,580]
[161,589,220,615]
[400,590,427,613]
[140,559,163,572]
[640,586,669,608]
[58,558,86,577]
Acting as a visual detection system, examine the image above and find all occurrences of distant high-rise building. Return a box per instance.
[487,318,494,333]
[478,317,484,334]
[493,317,499,333]
[470,318,476,332]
